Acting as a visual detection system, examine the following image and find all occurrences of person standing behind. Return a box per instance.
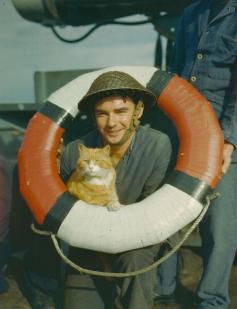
[155,0,237,308]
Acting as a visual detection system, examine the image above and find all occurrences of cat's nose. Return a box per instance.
[88,163,94,170]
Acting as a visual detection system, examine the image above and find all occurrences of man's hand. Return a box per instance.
[222,142,234,175]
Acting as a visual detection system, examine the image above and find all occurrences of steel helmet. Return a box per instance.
[78,71,156,113]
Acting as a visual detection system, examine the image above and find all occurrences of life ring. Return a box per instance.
[18,66,223,254]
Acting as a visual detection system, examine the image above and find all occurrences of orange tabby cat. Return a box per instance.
[67,144,120,211]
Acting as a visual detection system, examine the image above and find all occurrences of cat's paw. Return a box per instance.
[107,202,121,211]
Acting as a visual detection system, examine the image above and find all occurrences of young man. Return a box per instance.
[156,1,237,308]
[60,71,174,309]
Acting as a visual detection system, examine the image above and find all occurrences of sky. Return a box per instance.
[0,0,158,103]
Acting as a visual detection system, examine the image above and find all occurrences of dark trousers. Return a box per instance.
[64,244,160,309]
[197,163,237,309]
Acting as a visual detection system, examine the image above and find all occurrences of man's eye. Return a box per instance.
[95,112,106,116]
[117,109,128,114]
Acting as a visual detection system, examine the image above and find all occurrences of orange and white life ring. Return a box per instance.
[18,66,223,254]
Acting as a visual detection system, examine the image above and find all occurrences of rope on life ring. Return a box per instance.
[18,66,224,254]
[32,194,221,277]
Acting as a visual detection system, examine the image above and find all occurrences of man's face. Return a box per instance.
[94,95,142,146]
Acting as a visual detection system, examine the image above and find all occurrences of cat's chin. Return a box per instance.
[85,173,98,178]
[84,173,104,180]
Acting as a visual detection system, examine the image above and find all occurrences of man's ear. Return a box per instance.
[135,100,144,119]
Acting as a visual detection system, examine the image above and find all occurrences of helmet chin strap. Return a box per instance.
[113,100,144,146]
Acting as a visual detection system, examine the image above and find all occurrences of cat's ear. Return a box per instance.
[78,144,86,153]
[103,145,111,155]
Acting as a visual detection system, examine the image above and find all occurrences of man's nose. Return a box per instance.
[107,114,116,127]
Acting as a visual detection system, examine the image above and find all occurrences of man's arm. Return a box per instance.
[138,135,173,200]
[60,141,80,182]
[220,67,237,173]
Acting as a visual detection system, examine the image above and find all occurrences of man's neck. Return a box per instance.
[109,131,135,167]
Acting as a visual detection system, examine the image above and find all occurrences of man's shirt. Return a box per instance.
[60,125,173,204]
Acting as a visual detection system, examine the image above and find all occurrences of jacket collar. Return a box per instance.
[198,0,212,37]
[198,0,236,35]
[209,0,236,24]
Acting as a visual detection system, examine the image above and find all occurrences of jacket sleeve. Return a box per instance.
[169,13,186,74]
[60,140,81,182]
[220,68,237,149]
[138,134,174,200]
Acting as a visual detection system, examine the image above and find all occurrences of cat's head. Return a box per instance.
[77,144,113,178]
